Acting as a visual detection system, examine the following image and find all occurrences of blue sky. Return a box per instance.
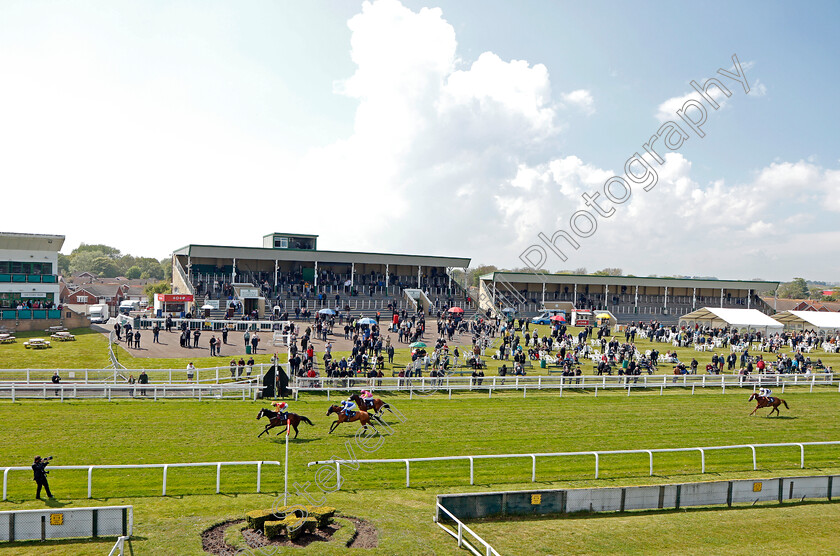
[0,0,837,281]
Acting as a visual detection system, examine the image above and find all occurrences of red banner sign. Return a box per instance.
[157,294,194,303]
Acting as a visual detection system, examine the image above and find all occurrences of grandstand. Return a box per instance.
[171,233,472,319]
[478,271,780,324]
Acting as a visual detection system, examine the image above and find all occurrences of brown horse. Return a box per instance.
[256,408,314,438]
[350,394,393,417]
[748,393,789,417]
[326,405,378,434]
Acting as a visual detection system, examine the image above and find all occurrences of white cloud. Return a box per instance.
[561,89,595,115]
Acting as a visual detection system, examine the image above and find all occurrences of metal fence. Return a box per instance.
[436,474,840,521]
[308,441,840,488]
[1,461,281,501]
[0,505,132,542]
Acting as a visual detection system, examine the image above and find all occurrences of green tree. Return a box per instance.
[91,256,121,278]
[68,250,105,275]
[126,266,142,279]
[73,244,121,258]
[466,264,498,287]
[57,253,71,275]
[592,268,623,276]
[160,257,172,281]
[777,278,809,299]
[144,281,171,305]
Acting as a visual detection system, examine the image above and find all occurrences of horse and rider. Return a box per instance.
[256,401,314,438]
[350,390,393,417]
[749,387,789,417]
[327,390,388,434]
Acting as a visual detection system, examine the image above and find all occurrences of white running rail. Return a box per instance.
[435,502,501,556]
[1,461,281,501]
[308,441,840,488]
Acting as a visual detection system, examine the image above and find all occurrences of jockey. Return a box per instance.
[360,389,374,409]
[340,397,357,419]
[272,401,289,422]
[758,387,772,400]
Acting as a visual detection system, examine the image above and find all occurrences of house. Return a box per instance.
[760,297,840,313]
[63,284,127,309]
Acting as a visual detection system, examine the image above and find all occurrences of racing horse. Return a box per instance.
[326,405,378,434]
[350,394,393,417]
[256,408,314,438]
[748,393,789,417]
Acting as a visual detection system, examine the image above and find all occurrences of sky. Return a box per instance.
[1,0,838,282]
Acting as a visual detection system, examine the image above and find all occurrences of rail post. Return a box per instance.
[162,465,168,496]
[335,462,341,490]
[2,468,8,501]
[216,463,222,493]
[405,460,410,487]
[593,452,599,479]
[469,457,474,485]
[531,455,536,482]
[798,444,805,468]
[750,445,756,470]
[698,448,705,473]
[88,466,93,498]
[257,461,262,493]
[647,450,653,476]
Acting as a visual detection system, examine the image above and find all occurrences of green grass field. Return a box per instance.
[1,325,839,555]
[1,323,836,377]
[1,389,840,555]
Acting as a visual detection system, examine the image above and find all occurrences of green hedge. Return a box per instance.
[308,506,336,527]
[245,509,278,531]
[264,516,317,539]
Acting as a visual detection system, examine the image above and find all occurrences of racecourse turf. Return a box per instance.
[1,389,840,555]
[1,325,840,554]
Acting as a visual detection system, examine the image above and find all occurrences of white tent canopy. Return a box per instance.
[679,307,784,332]
[772,311,840,332]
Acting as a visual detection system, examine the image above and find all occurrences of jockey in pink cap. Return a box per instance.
[360,389,374,410]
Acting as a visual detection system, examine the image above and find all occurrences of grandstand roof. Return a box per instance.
[771,311,840,330]
[0,232,64,252]
[679,307,783,329]
[172,243,470,268]
[479,271,778,290]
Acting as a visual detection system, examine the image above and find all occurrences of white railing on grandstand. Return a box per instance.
[308,441,840,489]
[435,502,501,556]
[1,461,282,501]
[291,372,839,398]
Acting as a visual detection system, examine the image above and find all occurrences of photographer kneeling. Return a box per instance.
[32,456,55,500]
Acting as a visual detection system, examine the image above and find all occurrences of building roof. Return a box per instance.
[173,243,470,268]
[0,232,65,252]
[760,297,840,312]
[480,271,778,290]
[71,284,125,298]
[679,307,783,329]
[772,311,840,330]
[262,232,320,239]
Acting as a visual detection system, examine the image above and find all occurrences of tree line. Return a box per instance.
[58,244,171,281]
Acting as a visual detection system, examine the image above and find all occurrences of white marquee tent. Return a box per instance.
[771,311,840,332]
[679,307,784,333]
